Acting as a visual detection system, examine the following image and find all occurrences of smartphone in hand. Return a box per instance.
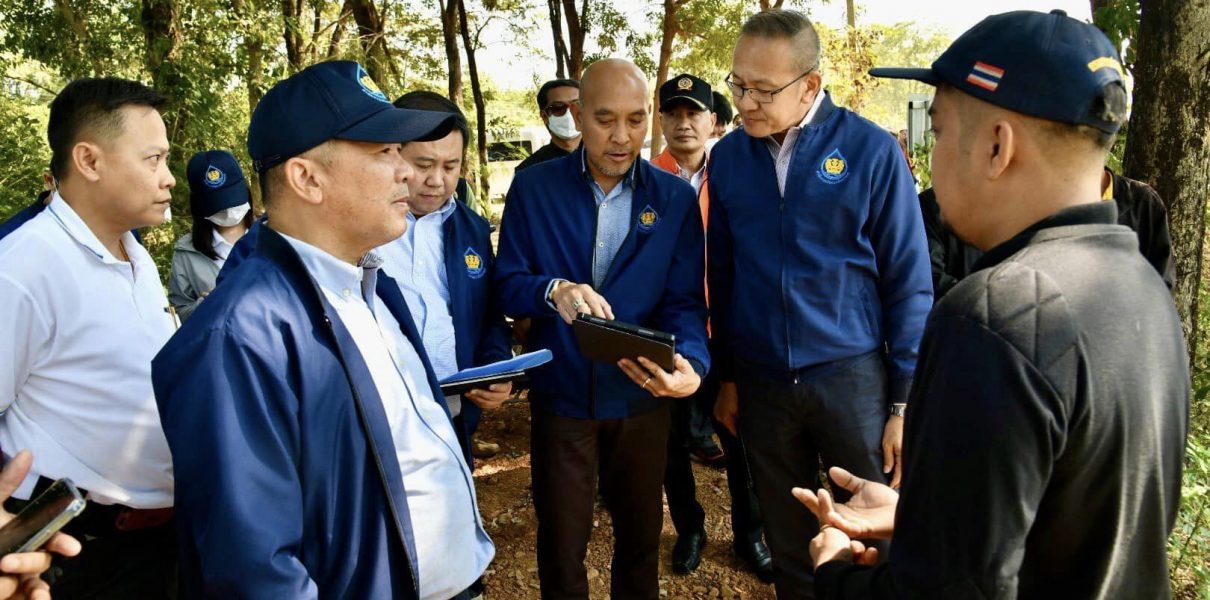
[0,478,85,555]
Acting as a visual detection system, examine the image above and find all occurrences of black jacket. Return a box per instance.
[817,202,1189,599]
[920,170,1175,299]
[514,141,574,172]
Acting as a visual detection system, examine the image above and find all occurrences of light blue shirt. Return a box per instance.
[279,232,493,600]
[586,154,635,287]
[376,198,461,415]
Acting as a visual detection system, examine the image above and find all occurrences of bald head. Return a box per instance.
[579,58,649,109]
[571,58,650,192]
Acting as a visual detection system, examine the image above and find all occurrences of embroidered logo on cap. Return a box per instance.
[204,166,227,188]
[464,247,485,279]
[966,61,1004,92]
[637,205,660,233]
[356,65,388,102]
[677,77,693,91]
[817,149,849,184]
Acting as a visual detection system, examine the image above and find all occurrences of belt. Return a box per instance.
[28,476,174,535]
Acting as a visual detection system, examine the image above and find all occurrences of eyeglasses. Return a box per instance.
[725,67,816,104]
[544,101,577,116]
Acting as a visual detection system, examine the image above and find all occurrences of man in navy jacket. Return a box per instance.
[152,61,494,599]
[495,58,710,599]
[708,10,932,597]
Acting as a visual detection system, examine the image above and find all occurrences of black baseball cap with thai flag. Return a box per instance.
[869,10,1127,134]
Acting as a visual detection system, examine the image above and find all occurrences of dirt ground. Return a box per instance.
[471,397,778,600]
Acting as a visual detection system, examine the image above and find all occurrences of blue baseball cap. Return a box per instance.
[869,10,1126,134]
[186,150,250,217]
[248,60,456,173]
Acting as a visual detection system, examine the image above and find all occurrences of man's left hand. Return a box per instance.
[465,382,513,411]
[882,415,904,488]
[617,354,701,398]
[808,527,879,569]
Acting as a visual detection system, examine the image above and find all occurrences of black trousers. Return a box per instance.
[4,497,178,600]
[531,405,671,600]
[664,374,764,547]
[737,351,891,600]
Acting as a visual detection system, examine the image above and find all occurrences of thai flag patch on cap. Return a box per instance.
[966,61,1004,92]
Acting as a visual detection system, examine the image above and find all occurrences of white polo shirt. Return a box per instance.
[0,193,175,508]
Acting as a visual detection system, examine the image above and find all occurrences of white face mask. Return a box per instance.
[206,203,250,228]
[548,111,580,140]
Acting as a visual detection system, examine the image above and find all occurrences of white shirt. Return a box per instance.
[0,193,175,507]
[280,233,493,600]
[765,90,827,196]
[375,199,462,416]
[676,160,707,195]
[211,229,234,268]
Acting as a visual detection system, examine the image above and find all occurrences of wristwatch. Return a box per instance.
[889,403,907,418]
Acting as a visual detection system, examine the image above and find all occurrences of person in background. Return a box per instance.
[652,72,773,581]
[152,61,492,598]
[0,76,179,598]
[387,90,514,463]
[495,58,710,599]
[711,91,734,139]
[167,150,254,321]
[708,9,932,597]
[515,78,581,172]
[798,10,1188,598]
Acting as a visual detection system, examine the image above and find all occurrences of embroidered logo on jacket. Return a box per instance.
[204,166,227,188]
[817,148,850,184]
[357,65,388,102]
[637,205,660,233]
[464,247,485,279]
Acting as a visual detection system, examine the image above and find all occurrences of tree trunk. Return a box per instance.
[141,0,186,141]
[562,0,586,78]
[757,0,785,10]
[547,0,568,78]
[651,0,681,157]
[437,0,463,105]
[1122,0,1210,364]
[328,0,354,58]
[350,0,389,90]
[457,0,489,200]
[282,0,305,71]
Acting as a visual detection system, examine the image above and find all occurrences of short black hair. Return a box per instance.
[740,9,822,73]
[711,91,734,124]
[537,79,580,111]
[47,77,165,180]
[393,91,470,148]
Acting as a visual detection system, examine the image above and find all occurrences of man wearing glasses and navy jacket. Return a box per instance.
[708,9,932,598]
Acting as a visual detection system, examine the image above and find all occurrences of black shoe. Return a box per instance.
[672,529,707,574]
[735,540,775,583]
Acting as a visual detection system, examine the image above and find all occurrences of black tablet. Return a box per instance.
[573,314,677,372]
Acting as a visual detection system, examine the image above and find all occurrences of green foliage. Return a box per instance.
[1092,0,1140,74]
[909,134,933,192]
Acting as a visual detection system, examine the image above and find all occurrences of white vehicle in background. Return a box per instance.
[485,125,551,203]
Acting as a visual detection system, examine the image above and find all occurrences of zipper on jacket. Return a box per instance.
[778,192,795,383]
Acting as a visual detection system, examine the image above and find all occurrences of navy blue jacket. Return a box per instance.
[215,205,511,453]
[707,95,932,403]
[430,202,513,448]
[0,193,47,241]
[495,149,710,419]
[152,227,455,599]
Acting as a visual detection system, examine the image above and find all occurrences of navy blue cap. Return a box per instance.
[248,60,457,173]
[869,10,1126,134]
[186,150,249,217]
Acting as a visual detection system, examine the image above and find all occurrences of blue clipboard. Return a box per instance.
[438,349,553,395]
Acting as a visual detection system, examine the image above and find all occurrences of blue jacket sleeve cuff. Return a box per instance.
[543,278,567,311]
[890,375,913,406]
[687,358,707,379]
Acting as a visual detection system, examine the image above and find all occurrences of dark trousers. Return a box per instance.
[531,405,671,600]
[737,351,890,600]
[664,374,764,547]
[4,497,178,600]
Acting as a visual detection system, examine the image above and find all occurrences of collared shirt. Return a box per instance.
[376,198,462,416]
[211,229,234,267]
[586,153,636,287]
[676,159,707,195]
[765,91,827,196]
[279,233,493,600]
[0,193,175,507]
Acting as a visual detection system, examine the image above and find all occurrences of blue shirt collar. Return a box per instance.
[579,148,641,189]
[406,195,457,225]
